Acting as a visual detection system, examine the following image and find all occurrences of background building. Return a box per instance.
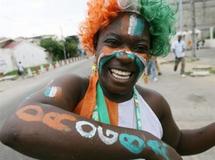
[0,39,50,74]
[169,0,215,39]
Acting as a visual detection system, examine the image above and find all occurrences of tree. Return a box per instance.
[65,36,80,58]
[40,38,64,61]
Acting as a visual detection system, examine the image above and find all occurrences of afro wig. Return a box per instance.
[79,0,176,56]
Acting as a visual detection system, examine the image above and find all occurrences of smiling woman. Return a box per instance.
[0,0,214,160]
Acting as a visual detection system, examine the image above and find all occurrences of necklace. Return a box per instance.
[92,83,142,130]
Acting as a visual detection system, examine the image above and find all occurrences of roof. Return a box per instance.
[0,39,14,48]
[2,41,21,49]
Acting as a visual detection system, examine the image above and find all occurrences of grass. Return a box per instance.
[210,67,215,74]
[4,70,18,76]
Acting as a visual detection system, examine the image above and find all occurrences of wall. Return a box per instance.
[168,0,215,38]
[0,49,15,73]
[13,42,49,67]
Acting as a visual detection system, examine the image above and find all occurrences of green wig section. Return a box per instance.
[138,0,176,56]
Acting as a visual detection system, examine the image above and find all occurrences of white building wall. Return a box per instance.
[0,49,15,73]
[13,42,49,67]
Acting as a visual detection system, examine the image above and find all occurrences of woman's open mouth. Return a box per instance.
[109,68,133,81]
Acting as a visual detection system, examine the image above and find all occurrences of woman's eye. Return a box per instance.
[104,38,121,47]
[133,45,148,53]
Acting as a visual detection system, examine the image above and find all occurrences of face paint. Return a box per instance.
[44,86,62,98]
[16,105,44,122]
[98,50,146,79]
[76,121,97,139]
[43,112,76,132]
[97,126,118,145]
[119,133,145,154]
[128,15,144,36]
[147,140,169,160]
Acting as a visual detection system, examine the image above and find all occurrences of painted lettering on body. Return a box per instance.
[16,105,44,122]
[147,140,169,160]
[43,112,76,132]
[16,105,76,132]
[76,121,97,138]
[97,126,118,145]
[119,133,146,154]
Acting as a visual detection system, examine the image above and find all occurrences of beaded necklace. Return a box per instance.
[92,83,142,130]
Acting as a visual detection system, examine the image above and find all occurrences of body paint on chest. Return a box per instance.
[128,15,145,37]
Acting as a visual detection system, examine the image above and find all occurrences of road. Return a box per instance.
[0,49,214,160]
[0,58,92,160]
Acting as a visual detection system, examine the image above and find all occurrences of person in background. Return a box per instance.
[17,61,25,79]
[147,56,158,82]
[172,35,186,77]
[0,0,214,160]
[155,58,162,76]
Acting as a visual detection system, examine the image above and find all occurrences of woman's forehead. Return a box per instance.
[101,13,148,37]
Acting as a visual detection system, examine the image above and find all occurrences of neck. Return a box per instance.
[100,85,134,103]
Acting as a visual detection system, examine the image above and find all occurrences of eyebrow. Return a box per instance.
[105,33,121,39]
[105,32,150,44]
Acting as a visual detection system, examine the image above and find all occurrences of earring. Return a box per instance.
[91,63,97,74]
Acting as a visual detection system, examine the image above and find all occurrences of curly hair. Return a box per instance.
[79,0,176,56]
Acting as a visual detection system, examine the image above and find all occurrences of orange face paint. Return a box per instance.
[43,112,76,132]
[16,105,44,122]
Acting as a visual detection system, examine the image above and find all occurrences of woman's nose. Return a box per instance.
[115,51,135,64]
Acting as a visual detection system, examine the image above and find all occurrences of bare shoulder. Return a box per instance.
[24,74,89,112]
[135,85,170,120]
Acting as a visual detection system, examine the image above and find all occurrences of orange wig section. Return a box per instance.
[79,0,120,55]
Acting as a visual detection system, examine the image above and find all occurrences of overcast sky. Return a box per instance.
[0,0,88,38]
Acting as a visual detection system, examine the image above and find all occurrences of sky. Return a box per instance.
[0,0,88,38]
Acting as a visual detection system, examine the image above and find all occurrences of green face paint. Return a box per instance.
[147,140,170,160]
[98,50,145,79]
[119,133,146,154]
[128,15,145,36]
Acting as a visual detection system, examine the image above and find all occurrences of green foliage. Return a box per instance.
[40,36,80,61]
[65,36,79,58]
[4,70,19,76]
[210,67,215,74]
[40,38,64,61]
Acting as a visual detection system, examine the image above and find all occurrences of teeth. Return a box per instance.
[112,73,130,80]
[111,69,131,76]
[110,69,132,80]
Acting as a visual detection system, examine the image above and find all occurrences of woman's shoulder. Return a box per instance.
[58,74,89,94]
[48,74,90,108]
[135,85,168,120]
[51,74,89,90]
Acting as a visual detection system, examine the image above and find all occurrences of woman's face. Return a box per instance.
[95,12,150,101]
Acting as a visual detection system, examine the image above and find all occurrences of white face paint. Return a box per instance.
[76,121,97,139]
[97,126,119,145]
[128,15,145,37]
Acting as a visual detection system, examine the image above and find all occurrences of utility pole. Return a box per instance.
[190,0,197,57]
[179,0,183,32]
[60,26,67,60]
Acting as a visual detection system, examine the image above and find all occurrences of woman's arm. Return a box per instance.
[176,123,215,155]
[0,76,181,160]
[158,93,215,155]
[0,103,181,160]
